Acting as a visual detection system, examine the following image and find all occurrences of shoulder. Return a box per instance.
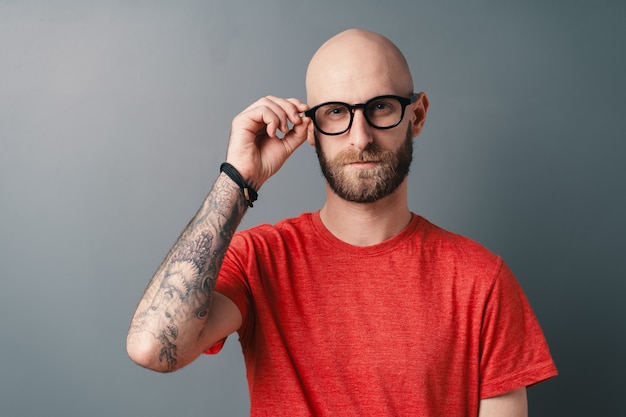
[230,212,315,250]
[413,216,505,283]
[222,213,319,280]
[417,216,500,260]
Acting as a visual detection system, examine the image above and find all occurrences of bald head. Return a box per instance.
[306,29,414,105]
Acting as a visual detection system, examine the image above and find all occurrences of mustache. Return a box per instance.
[334,144,394,165]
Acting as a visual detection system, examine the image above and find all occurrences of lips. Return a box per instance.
[345,157,380,164]
[344,160,381,171]
[347,160,379,165]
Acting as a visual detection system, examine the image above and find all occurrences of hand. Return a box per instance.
[225,96,312,189]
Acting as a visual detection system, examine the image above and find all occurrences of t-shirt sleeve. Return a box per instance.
[203,234,253,355]
[479,261,558,398]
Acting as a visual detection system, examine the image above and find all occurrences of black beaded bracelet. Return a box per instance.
[220,162,258,208]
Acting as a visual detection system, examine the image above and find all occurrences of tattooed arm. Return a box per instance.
[126,96,311,372]
[126,173,246,372]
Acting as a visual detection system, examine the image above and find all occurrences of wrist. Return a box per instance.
[220,162,258,208]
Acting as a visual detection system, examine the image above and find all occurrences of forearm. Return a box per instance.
[127,173,246,372]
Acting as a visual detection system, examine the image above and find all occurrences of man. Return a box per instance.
[127,29,557,416]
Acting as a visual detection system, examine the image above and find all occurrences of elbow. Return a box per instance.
[126,333,177,373]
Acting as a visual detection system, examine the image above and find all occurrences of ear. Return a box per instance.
[306,118,316,146]
[410,92,429,137]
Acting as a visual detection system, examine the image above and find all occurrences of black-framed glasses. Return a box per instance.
[303,93,418,136]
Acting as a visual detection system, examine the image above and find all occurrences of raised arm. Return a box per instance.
[126,96,311,372]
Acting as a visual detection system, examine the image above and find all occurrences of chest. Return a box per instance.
[250,250,485,373]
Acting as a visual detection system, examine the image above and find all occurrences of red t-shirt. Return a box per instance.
[211,212,557,416]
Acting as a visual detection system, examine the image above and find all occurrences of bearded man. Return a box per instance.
[128,28,557,417]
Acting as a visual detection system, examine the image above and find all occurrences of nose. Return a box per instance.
[348,108,373,150]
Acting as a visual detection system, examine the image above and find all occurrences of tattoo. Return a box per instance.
[170,230,214,275]
[129,174,247,371]
[158,327,178,369]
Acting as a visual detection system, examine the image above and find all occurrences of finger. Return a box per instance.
[281,118,310,154]
[237,102,285,139]
[265,96,308,129]
[285,98,311,128]
[285,98,309,115]
[251,97,293,137]
[257,107,285,138]
[239,97,307,138]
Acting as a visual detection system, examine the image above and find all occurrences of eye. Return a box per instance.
[368,98,395,113]
[321,104,349,118]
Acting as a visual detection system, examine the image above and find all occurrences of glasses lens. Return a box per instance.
[314,103,352,135]
[365,97,403,128]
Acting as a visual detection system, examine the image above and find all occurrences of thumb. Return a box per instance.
[280,118,310,156]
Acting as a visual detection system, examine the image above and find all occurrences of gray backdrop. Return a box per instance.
[1,0,624,416]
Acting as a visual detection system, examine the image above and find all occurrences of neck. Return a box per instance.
[319,180,412,246]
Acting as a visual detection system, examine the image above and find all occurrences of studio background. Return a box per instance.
[1,1,624,416]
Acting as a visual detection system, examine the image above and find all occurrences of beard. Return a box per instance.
[315,125,414,203]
